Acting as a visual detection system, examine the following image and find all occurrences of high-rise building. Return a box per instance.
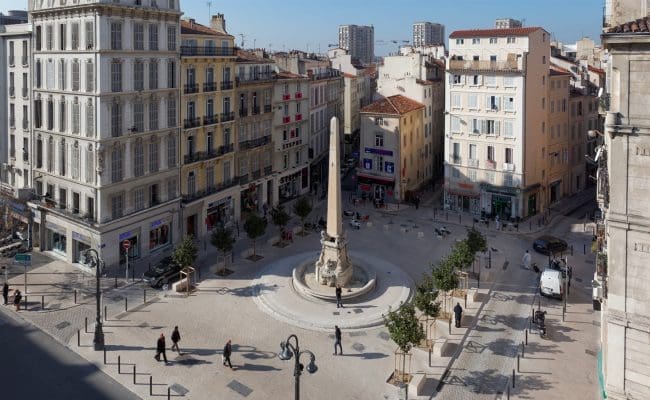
[0,10,28,25]
[28,0,182,268]
[599,2,650,398]
[412,22,445,47]
[338,25,374,65]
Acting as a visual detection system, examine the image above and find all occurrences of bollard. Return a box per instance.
[74,290,77,304]
[125,297,128,312]
[507,384,510,400]
[529,220,532,231]
[464,293,467,309]
[521,341,525,358]
[583,243,586,255]
[571,245,574,256]
[477,270,481,289]
[525,329,528,345]
[144,289,147,303]
[104,347,107,364]
[168,387,171,400]
[517,355,520,372]
[85,317,88,333]
[512,369,515,388]
[104,305,107,321]
[118,355,121,373]
[77,330,80,347]
[133,365,136,384]
[459,214,461,224]
[42,295,44,310]
[150,376,153,396]
[132,266,135,282]
[114,275,117,288]
[448,318,452,335]
[428,347,432,367]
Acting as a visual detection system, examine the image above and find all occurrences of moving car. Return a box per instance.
[532,235,568,255]
[143,257,182,288]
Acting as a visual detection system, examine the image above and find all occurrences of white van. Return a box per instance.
[540,269,565,299]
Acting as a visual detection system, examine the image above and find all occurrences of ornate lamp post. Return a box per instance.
[278,334,317,400]
[84,248,104,351]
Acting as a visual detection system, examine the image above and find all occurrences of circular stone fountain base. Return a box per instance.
[293,259,376,301]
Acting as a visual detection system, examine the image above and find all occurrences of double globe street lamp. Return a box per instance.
[279,334,317,400]
[84,248,105,351]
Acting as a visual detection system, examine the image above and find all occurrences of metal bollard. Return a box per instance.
[512,369,515,388]
[168,387,171,400]
[529,220,532,231]
[125,297,128,312]
[42,295,44,310]
[507,384,510,400]
[104,305,107,321]
[133,365,136,384]
[584,243,586,254]
[521,342,525,358]
[77,330,80,347]
[74,290,77,304]
[118,355,121,373]
[448,318,451,335]
[525,329,528,345]
[459,214,461,224]
[428,347,432,367]
[104,347,107,364]
[464,293,467,309]
[517,355,520,372]
[150,376,153,396]
[144,289,147,303]
[85,317,88,333]
[571,245,574,256]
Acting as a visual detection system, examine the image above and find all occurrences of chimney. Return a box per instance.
[188,18,195,27]
[210,14,227,34]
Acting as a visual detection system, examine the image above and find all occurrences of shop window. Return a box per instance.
[150,223,171,250]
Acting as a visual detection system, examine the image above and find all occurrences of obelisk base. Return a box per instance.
[315,232,353,287]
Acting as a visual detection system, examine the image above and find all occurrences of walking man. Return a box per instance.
[453,302,463,328]
[171,326,181,354]
[155,333,168,363]
[13,289,21,311]
[333,325,343,355]
[522,250,531,270]
[2,282,8,305]
[335,285,342,308]
[223,339,233,369]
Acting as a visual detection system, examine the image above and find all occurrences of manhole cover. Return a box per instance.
[349,331,367,337]
[332,311,340,316]
[353,308,363,314]
[378,331,390,341]
[227,380,253,397]
[55,321,71,330]
[352,343,365,352]
[169,383,189,395]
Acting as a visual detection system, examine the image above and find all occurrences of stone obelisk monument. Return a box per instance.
[315,117,353,287]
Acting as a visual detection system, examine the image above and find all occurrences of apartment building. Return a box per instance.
[444,27,550,218]
[599,3,650,398]
[235,50,275,218]
[377,52,445,183]
[338,25,374,65]
[545,67,572,205]
[359,95,425,201]
[412,22,445,47]
[568,87,600,193]
[272,72,310,203]
[179,17,238,238]
[28,0,182,268]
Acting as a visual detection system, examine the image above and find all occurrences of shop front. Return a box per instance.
[207,196,233,230]
[357,173,396,202]
[549,180,562,204]
[149,218,171,253]
[72,231,92,265]
[241,184,262,217]
[444,180,480,214]
[278,167,309,203]
[118,228,142,265]
[481,184,521,219]
[45,221,67,256]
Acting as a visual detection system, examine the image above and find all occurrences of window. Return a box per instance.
[550,100,555,113]
[167,26,176,51]
[86,61,94,92]
[450,116,461,133]
[149,140,159,172]
[58,59,66,90]
[36,26,42,51]
[86,100,94,137]
[469,144,477,160]
[471,118,480,134]
[542,55,546,64]
[489,37,497,44]
[504,174,514,186]
[487,95,500,111]
[472,75,480,85]
[85,21,94,49]
[134,61,144,91]
[134,141,144,177]
[452,142,461,163]
[71,142,80,179]
[133,23,144,50]
[149,60,158,89]
[542,121,545,134]
[472,38,480,44]
[149,24,158,50]
[149,184,159,206]
[487,145,494,161]
[503,76,515,87]
[484,75,496,86]
[59,98,66,132]
[59,24,66,50]
[542,97,545,110]
[111,102,121,137]
[72,98,80,134]
[111,193,124,219]
[35,99,42,128]
[111,147,123,183]
[167,96,176,127]
[187,171,196,194]
[468,169,477,181]
[167,135,176,167]
[486,120,499,135]
[167,60,176,88]
[59,139,66,175]
[504,121,514,137]
[71,23,79,50]
[455,39,464,45]
[133,101,144,132]
[149,101,158,131]
[375,133,383,147]
[507,37,516,44]
[505,147,513,164]
[46,25,53,50]
[110,22,122,50]
[71,60,80,91]
[36,60,42,88]
[111,60,122,92]
[451,93,461,108]
[134,187,145,211]
[452,74,462,84]
[503,96,515,111]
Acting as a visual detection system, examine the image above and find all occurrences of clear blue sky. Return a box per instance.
[183,0,603,54]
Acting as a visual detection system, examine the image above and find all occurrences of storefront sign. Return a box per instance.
[45,222,65,234]
[72,231,91,244]
[208,196,231,209]
[385,162,394,174]
[150,218,170,230]
[481,184,520,196]
[364,147,393,157]
[119,229,139,241]
[363,158,373,170]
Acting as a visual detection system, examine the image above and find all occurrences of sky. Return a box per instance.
[182,0,604,55]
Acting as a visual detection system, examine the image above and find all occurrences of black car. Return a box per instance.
[143,257,182,288]
[533,235,568,255]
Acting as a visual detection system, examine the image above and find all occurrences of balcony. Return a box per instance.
[239,174,249,184]
[468,159,479,168]
[503,163,515,172]
[239,108,248,117]
[448,59,522,73]
[295,92,303,99]
[252,105,260,115]
[216,143,234,155]
[239,135,271,151]
[220,112,235,123]
[295,114,303,122]
[486,159,496,170]
[184,83,199,94]
[264,165,272,176]
[282,93,291,101]
[181,177,240,203]
[264,104,272,113]
[282,116,291,124]
[451,156,462,164]
[184,151,211,164]
[180,46,235,57]
[220,81,234,90]
[252,170,261,180]
[183,117,201,129]
[203,82,217,92]
[203,114,219,126]
[235,73,274,85]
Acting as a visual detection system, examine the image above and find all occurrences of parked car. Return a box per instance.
[532,235,568,255]
[349,219,361,230]
[143,257,182,288]
[540,268,566,300]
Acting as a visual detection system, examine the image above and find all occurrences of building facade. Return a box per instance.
[29,0,182,269]
[359,95,425,202]
[412,22,445,47]
[338,24,374,65]
[179,17,238,239]
[445,27,549,218]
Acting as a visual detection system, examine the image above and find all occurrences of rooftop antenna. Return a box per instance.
[207,1,212,16]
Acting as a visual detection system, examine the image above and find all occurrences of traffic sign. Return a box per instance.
[14,253,31,263]
[122,240,131,251]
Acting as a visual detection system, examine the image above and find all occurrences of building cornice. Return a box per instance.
[31,3,181,22]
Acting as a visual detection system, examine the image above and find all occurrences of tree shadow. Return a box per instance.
[234,363,282,372]
[339,352,389,360]
[486,338,518,357]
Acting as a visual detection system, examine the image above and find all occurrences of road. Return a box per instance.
[0,309,141,400]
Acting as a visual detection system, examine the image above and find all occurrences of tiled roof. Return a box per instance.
[180,20,232,37]
[276,71,306,79]
[549,65,571,76]
[361,95,424,116]
[235,50,275,64]
[450,27,542,39]
[588,65,605,75]
[607,17,650,34]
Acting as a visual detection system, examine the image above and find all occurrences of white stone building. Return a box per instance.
[444,27,550,218]
[338,25,374,65]
[412,22,445,47]
[29,0,182,269]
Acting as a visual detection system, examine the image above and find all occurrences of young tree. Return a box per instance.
[383,302,425,382]
[210,226,235,274]
[431,257,458,316]
[448,240,475,271]
[244,214,267,258]
[270,205,290,243]
[414,275,441,346]
[293,196,312,235]
[172,236,198,295]
[466,227,487,255]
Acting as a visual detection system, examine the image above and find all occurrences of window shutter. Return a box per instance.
[495,121,501,135]
[481,120,487,134]
[485,95,490,110]
[496,97,501,110]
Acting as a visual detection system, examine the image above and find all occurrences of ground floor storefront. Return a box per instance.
[277,167,309,204]
[181,187,239,240]
[357,174,396,203]
[445,180,544,219]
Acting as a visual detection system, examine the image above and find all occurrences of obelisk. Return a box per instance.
[315,117,353,287]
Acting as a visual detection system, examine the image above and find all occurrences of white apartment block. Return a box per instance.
[445,27,550,219]
[29,0,182,269]
[377,52,445,182]
[412,22,445,47]
[338,25,374,65]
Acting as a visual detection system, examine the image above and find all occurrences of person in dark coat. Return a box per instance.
[2,282,8,305]
[155,333,168,363]
[335,285,342,308]
[223,339,233,369]
[333,325,343,355]
[454,302,463,328]
[13,289,21,311]
[171,326,181,354]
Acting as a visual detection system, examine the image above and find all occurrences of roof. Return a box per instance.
[276,71,306,80]
[607,16,650,34]
[361,95,424,116]
[450,27,542,39]
[588,65,605,75]
[549,65,571,76]
[235,50,275,64]
[180,20,232,37]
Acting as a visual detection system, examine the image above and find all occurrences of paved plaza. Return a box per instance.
[0,188,601,399]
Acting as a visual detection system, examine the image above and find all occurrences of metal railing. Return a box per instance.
[448,59,521,72]
[220,111,235,122]
[180,46,235,57]
[203,82,217,92]
[184,83,199,94]
[183,117,201,129]
[203,114,219,126]
[181,178,240,203]
[264,104,272,113]
[239,135,271,151]
[236,73,273,84]
[221,81,234,90]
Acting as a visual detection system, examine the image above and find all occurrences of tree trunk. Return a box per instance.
[252,239,256,256]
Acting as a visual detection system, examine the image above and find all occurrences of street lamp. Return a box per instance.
[278,334,317,400]
[84,248,105,351]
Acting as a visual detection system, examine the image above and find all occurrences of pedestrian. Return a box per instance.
[171,326,181,354]
[155,333,168,363]
[495,215,501,231]
[2,282,8,305]
[333,325,343,355]
[13,289,21,311]
[415,196,420,210]
[222,339,233,369]
[335,285,342,308]
[453,302,463,328]
[522,250,531,270]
